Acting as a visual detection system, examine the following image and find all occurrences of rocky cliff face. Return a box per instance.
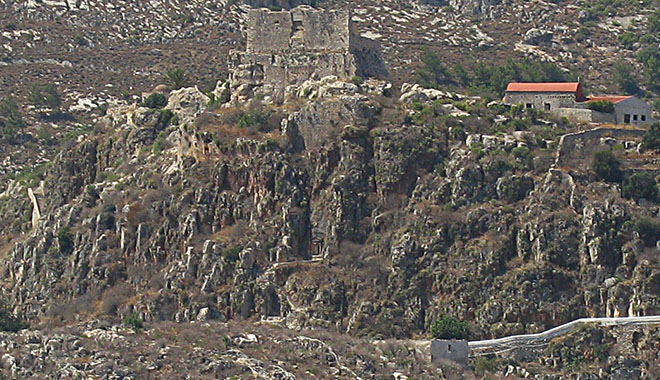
[1,80,658,347]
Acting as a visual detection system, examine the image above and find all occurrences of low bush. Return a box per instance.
[124,313,144,332]
[430,316,470,340]
[622,172,658,202]
[142,93,167,109]
[0,96,25,143]
[0,299,28,333]
[592,150,623,182]
[642,123,660,150]
[57,227,74,255]
[28,83,61,112]
[237,107,272,130]
[587,100,615,113]
[474,357,498,375]
[635,217,660,247]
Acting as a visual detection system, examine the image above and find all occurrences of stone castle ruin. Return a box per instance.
[229,6,386,103]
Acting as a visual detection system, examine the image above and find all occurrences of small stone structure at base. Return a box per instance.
[431,339,469,367]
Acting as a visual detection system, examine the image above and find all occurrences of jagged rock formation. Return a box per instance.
[2,80,659,346]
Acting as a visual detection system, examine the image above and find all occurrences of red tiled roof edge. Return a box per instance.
[585,96,633,104]
[505,82,581,93]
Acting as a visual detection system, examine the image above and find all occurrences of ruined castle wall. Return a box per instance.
[233,6,385,104]
[299,8,350,52]
[231,51,356,103]
[246,7,351,54]
[246,9,292,53]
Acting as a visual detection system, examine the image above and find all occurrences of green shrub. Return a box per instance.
[0,96,25,142]
[430,316,470,340]
[613,60,640,94]
[57,227,74,255]
[593,150,623,182]
[449,125,466,141]
[165,68,191,90]
[156,109,174,129]
[635,217,660,247]
[593,343,611,362]
[587,100,615,113]
[512,146,531,160]
[642,123,660,150]
[622,172,658,202]
[237,107,272,130]
[650,9,660,33]
[474,357,498,375]
[0,298,28,333]
[415,49,449,89]
[351,75,364,86]
[470,143,486,159]
[152,131,168,155]
[142,93,167,109]
[123,313,144,332]
[28,83,61,112]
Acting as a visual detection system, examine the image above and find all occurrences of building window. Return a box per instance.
[624,114,631,123]
[633,114,638,121]
[544,103,551,111]
[642,115,647,122]
[526,103,533,109]
[448,344,452,352]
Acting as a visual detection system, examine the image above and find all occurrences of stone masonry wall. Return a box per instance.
[231,6,358,104]
[505,92,577,110]
[246,7,351,54]
[556,127,646,166]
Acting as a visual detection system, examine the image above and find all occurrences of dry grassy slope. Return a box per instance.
[0,0,656,102]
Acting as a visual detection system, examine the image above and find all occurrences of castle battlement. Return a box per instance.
[228,6,386,104]
[246,7,352,54]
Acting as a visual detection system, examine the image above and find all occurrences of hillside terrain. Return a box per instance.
[0,0,660,379]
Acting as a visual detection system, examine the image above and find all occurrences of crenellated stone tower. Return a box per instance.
[229,6,385,104]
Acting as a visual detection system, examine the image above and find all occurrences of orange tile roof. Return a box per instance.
[506,82,582,93]
[586,96,632,104]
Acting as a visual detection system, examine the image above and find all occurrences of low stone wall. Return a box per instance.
[556,127,645,166]
[552,108,615,124]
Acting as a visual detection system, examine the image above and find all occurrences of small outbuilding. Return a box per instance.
[503,81,656,125]
[586,96,655,126]
[431,339,469,367]
[503,82,586,111]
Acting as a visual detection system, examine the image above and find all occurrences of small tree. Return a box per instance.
[0,96,25,142]
[57,227,74,255]
[431,316,470,340]
[415,49,449,89]
[622,172,659,202]
[587,100,615,113]
[0,298,28,332]
[124,313,144,332]
[635,217,660,247]
[165,68,191,90]
[593,150,623,183]
[28,83,62,114]
[142,93,168,109]
[642,123,660,150]
[613,60,640,95]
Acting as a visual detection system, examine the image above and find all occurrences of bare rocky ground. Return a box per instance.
[0,320,658,379]
[1,1,660,379]
[0,0,657,178]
